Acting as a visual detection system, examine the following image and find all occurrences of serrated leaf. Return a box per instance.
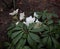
[22,33,28,39]
[49,26,53,32]
[16,22,27,32]
[7,44,14,49]
[42,10,47,20]
[52,37,60,49]
[47,13,52,20]
[42,13,47,20]
[27,35,37,48]
[42,37,48,45]
[41,31,49,37]
[36,12,42,18]
[42,37,53,48]
[43,25,49,31]
[8,27,21,34]
[12,32,24,45]
[11,31,22,39]
[47,20,53,25]
[16,39,26,49]
[8,30,13,37]
[28,23,35,30]
[29,33,40,42]
[30,24,44,32]
[11,27,21,31]
[7,23,15,30]
[29,28,43,32]
[8,27,22,37]
[47,37,52,48]
[17,22,25,28]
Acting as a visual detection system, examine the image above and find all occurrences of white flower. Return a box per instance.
[23,16,35,26]
[34,12,38,17]
[16,21,19,25]
[19,12,25,20]
[9,9,19,15]
[36,19,40,22]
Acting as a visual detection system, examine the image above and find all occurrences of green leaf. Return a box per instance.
[42,10,47,20]
[16,22,28,32]
[12,32,24,45]
[22,33,28,39]
[28,23,35,30]
[8,30,13,37]
[30,28,43,32]
[41,31,49,37]
[43,25,49,31]
[58,20,60,25]
[8,27,21,34]
[52,13,58,18]
[42,13,47,20]
[16,39,26,49]
[47,20,53,25]
[52,37,60,49]
[7,23,15,30]
[23,46,31,49]
[36,12,42,18]
[11,27,21,31]
[17,22,25,28]
[27,34,37,48]
[42,36,52,48]
[29,33,40,42]
[42,37,48,45]
[47,13,52,20]
[49,26,53,32]
[11,31,22,39]
[7,44,14,49]
[47,37,52,48]
[8,46,14,49]
[30,24,44,32]
[8,26,20,37]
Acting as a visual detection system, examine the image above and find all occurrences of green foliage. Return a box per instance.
[7,10,60,49]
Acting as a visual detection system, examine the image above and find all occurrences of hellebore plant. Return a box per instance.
[7,10,60,49]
